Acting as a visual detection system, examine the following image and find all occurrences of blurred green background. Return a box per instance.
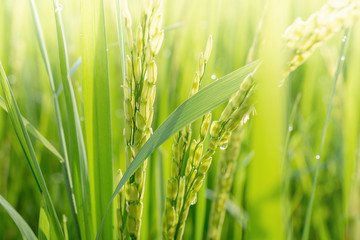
[1,0,360,239]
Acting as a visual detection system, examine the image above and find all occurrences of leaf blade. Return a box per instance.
[0,195,38,240]
[81,0,114,238]
[0,62,64,239]
[96,60,260,238]
[51,0,93,238]
[27,0,80,237]
[0,96,63,162]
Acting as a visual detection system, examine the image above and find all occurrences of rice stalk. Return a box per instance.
[121,0,164,238]
[204,87,255,240]
[282,0,359,78]
[163,35,213,240]
[173,68,256,239]
[96,52,258,240]
[206,7,265,238]
[206,127,244,240]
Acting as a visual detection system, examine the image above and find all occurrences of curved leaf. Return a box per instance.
[96,60,260,239]
[0,195,37,240]
[0,96,63,162]
[38,198,50,240]
[0,63,64,239]
[28,0,80,237]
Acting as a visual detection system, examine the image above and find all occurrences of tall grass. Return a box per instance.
[1,0,360,240]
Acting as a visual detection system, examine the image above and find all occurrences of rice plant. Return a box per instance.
[1,0,360,240]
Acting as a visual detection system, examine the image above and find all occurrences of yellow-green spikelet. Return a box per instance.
[163,36,212,240]
[122,0,164,238]
[174,72,255,240]
[282,0,359,78]
[207,128,244,240]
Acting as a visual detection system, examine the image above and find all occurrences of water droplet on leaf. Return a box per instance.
[191,195,198,205]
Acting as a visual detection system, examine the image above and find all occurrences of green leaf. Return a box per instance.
[56,57,83,96]
[96,60,260,239]
[0,63,64,239]
[70,57,82,77]
[301,28,351,240]
[39,198,50,240]
[50,0,93,238]
[27,0,80,237]
[0,96,63,162]
[39,196,59,240]
[81,0,114,239]
[0,195,37,240]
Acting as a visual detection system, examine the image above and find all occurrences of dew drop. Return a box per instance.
[191,195,198,205]
[315,154,320,160]
[211,74,217,80]
[241,114,250,125]
[219,144,228,150]
[288,126,293,132]
[341,56,345,61]
[342,36,347,42]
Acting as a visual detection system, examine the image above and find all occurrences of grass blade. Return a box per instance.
[301,28,351,240]
[0,195,37,240]
[0,96,63,162]
[70,57,82,77]
[27,0,80,237]
[81,0,114,239]
[283,93,301,240]
[96,60,260,239]
[39,198,50,240]
[51,0,93,238]
[0,62,64,239]
[56,57,83,97]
